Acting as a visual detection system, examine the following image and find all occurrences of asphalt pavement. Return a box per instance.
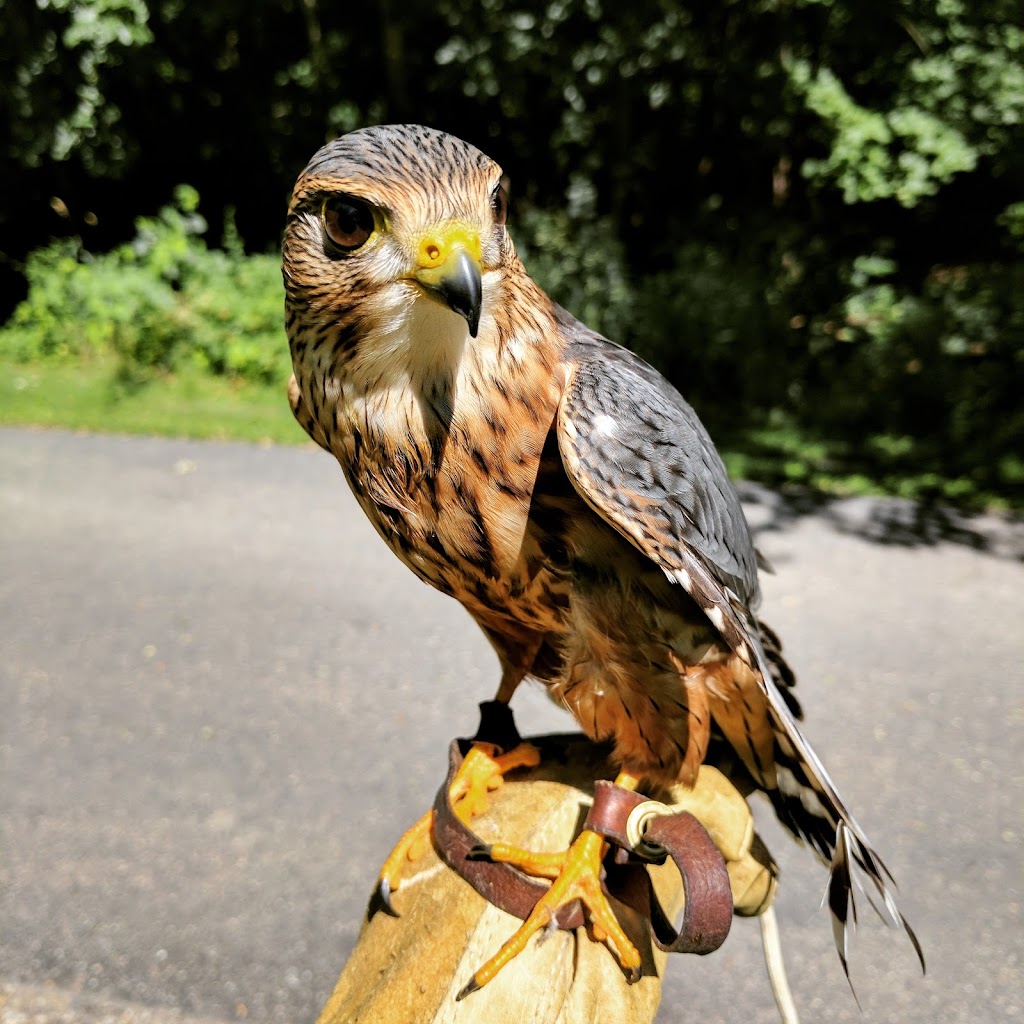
[1,427,1021,1024]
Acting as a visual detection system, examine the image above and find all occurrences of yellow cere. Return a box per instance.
[414,223,482,270]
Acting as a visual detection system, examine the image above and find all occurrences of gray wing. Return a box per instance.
[556,328,924,983]
[556,332,761,610]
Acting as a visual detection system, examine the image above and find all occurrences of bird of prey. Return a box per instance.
[282,123,922,997]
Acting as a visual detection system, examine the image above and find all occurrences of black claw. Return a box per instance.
[467,843,494,861]
[536,914,561,947]
[626,965,642,985]
[370,877,401,918]
[455,977,480,1001]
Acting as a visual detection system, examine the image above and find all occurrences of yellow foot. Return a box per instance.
[375,808,433,915]
[375,741,541,914]
[456,827,642,999]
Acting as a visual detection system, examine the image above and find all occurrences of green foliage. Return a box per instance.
[514,179,634,343]
[2,0,1023,507]
[183,249,286,383]
[812,255,1024,501]
[0,188,288,387]
[629,244,782,384]
[1,0,153,173]
[790,62,977,206]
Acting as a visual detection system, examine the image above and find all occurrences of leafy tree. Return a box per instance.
[2,0,1021,503]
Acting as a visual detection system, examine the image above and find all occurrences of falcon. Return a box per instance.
[282,123,922,997]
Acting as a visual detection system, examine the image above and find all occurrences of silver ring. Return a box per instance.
[625,799,672,851]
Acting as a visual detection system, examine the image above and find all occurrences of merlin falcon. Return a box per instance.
[282,123,922,996]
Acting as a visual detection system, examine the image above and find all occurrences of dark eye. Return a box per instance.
[322,195,375,251]
[491,179,509,228]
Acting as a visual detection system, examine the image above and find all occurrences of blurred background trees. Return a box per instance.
[2,0,1021,505]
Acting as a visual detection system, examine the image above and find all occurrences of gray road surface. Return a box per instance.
[1,427,1021,1023]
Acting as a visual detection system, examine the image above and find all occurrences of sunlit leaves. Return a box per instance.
[789,62,977,206]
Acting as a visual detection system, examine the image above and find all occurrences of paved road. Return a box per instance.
[1,427,1021,1024]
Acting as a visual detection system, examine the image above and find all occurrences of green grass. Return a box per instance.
[0,355,308,446]
[1,354,1015,511]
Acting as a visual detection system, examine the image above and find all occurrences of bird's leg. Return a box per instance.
[457,770,644,1000]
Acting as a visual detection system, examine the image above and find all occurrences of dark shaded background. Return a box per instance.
[3,0,1023,503]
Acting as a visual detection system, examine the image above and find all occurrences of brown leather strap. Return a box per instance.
[431,739,587,929]
[642,809,735,953]
[584,780,733,954]
[431,737,734,957]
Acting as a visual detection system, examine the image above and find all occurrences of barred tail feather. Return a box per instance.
[752,624,926,981]
[829,822,926,989]
[663,551,925,981]
[755,630,926,983]
[829,823,859,999]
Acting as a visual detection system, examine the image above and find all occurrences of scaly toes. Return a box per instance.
[452,742,541,822]
[481,842,567,880]
[375,742,542,914]
[493,741,542,775]
[375,808,434,913]
[458,828,642,997]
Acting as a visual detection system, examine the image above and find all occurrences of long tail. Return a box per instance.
[748,615,925,984]
[764,668,925,984]
[670,554,926,983]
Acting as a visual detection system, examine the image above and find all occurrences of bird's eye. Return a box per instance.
[322,195,375,252]
[491,180,509,228]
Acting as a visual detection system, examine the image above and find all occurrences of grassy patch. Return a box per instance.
[2,354,1015,511]
[3,189,1019,511]
[0,355,307,446]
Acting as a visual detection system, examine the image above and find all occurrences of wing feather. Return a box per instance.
[556,329,923,978]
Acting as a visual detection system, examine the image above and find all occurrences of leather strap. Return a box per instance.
[584,781,734,954]
[431,714,734,958]
[432,738,587,929]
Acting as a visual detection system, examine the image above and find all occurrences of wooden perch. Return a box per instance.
[315,735,781,1024]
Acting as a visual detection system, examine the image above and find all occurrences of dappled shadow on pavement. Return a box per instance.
[737,482,1024,561]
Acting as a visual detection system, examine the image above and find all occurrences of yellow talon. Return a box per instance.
[375,741,541,912]
[376,809,434,913]
[457,771,645,998]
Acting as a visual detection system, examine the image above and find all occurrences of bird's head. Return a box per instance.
[282,124,512,347]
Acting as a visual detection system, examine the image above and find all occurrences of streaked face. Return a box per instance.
[282,124,511,342]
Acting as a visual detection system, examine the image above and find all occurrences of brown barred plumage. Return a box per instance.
[282,123,922,986]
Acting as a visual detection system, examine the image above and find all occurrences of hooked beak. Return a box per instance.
[411,227,483,337]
